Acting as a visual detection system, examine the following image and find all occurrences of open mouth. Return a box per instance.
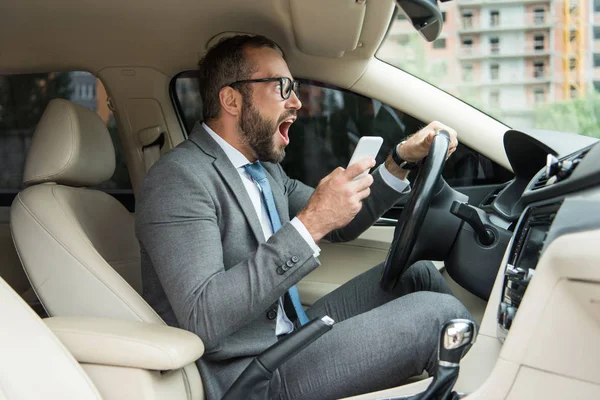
[277,118,295,145]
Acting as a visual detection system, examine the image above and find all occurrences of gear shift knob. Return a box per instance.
[438,319,477,367]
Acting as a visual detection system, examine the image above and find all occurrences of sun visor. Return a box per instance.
[289,0,366,58]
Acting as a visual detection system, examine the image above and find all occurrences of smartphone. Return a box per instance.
[347,136,384,180]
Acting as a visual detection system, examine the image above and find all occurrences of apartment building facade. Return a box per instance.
[381,0,594,129]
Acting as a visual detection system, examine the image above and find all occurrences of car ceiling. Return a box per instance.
[0,0,397,88]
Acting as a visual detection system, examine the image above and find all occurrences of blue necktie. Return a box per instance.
[243,162,309,326]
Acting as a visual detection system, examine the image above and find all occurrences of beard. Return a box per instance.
[239,94,294,163]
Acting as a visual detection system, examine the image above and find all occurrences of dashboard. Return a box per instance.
[487,131,600,341]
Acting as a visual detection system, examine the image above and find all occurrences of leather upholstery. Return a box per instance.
[46,317,205,371]
[23,98,115,187]
[10,99,205,400]
[0,276,102,400]
[11,183,155,320]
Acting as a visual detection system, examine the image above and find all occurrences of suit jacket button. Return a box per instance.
[291,255,300,263]
[267,309,277,320]
[286,260,294,267]
[276,267,285,275]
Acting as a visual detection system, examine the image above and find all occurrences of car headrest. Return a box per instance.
[23,99,116,187]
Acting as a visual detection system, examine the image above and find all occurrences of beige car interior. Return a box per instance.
[1,0,599,398]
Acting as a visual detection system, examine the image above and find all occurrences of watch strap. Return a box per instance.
[392,141,420,170]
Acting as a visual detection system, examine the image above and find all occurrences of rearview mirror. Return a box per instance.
[396,0,445,42]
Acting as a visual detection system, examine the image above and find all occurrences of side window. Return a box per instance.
[281,80,511,188]
[0,72,132,206]
[282,80,423,187]
[170,73,511,188]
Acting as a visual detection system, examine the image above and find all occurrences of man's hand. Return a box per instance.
[297,158,375,243]
[385,121,458,180]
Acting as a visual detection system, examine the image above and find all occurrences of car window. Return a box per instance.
[0,72,132,205]
[378,4,600,139]
[172,72,510,188]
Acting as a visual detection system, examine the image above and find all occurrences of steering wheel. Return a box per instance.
[380,130,451,291]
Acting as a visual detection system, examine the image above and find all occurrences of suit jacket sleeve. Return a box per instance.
[136,160,319,350]
[270,163,405,243]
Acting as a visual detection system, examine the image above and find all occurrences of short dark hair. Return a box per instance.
[197,34,284,121]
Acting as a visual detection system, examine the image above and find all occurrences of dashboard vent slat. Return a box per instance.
[530,148,589,191]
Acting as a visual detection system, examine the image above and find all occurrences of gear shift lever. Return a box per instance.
[439,319,476,367]
[409,319,477,400]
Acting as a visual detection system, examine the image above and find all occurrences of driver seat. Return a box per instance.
[10,99,204,399]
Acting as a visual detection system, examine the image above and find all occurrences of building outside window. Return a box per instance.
[490,10,500,27]
[570,85,578,99]
[462,11,473,29]
[533,61,545,78]
[463,64,473,81]
[490,37,500,54]
[534,34,545,51]
[462,38,473,55]
[490,64,500,80]
[534,8,545,25]
[433,38,447,49]
[534,88,545,104]
[490,90,500,108]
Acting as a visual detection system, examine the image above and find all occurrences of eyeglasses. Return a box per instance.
[225,77,300,100]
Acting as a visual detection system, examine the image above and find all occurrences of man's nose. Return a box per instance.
[286,90,302,110]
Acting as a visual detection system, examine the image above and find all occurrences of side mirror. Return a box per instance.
[396,0,446,42]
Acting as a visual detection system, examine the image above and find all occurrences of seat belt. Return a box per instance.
[138,126,165,172]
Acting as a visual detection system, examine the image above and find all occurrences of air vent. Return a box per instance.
[481,184,506,207]
[531,173,551,190]
[531,148,590,191]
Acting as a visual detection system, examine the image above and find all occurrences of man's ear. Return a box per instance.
[219,86,241,117]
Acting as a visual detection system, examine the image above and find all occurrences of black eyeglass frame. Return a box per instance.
[224,77,300,100]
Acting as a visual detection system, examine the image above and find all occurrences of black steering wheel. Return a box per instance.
[380,130,451,291]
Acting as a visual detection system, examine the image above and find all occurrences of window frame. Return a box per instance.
[169,72,514,193]
[0,71,134,210]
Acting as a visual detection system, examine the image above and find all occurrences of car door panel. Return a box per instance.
[0,205,29,297]
[298,226,393,304]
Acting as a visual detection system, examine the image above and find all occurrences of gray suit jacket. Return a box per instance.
[135,123,404,400]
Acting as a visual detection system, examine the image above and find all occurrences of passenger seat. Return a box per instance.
[0,274,102,399]
[10,98,205,399]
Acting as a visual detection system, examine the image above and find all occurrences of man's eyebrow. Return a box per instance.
[268,73,292,80]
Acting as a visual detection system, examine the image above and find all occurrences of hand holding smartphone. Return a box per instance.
[347,136,383,180]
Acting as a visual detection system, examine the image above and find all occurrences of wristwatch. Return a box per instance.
[392,140,420,170]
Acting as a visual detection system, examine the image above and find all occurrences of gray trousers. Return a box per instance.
[278,261,473,400]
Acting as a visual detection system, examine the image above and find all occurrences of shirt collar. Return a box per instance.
[202,122,250,169]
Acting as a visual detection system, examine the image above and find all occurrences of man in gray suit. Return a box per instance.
[136,35,473,400]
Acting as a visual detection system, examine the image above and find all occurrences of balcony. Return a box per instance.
[458,71,555,87]
[594,68,600,81]
[458,45,551,60]
[595,12,600,26]
[457,0,551,6]
[459,12,553,33]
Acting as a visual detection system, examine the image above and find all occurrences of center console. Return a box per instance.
[497,200,562,339]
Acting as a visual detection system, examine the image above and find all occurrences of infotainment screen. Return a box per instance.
[516,224,550,271]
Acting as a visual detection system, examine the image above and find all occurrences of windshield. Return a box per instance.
[377,2,600,139]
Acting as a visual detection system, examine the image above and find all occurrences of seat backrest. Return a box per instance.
[10,98,162,324]
[0,274,102,400]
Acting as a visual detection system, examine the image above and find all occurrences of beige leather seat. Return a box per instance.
[0,274,102,400]
[10,98,204,399]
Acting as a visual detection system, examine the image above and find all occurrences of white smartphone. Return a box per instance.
[347,136,384,180]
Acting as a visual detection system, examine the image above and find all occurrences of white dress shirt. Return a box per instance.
[202,122,409,335]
